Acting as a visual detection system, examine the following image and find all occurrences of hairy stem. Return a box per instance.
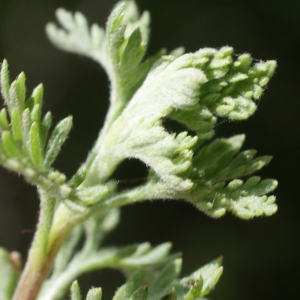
[12,190,56,300]
[12,199,86,300]
[85,99,123,171]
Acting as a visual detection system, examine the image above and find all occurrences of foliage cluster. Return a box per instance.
[0,1,277,299]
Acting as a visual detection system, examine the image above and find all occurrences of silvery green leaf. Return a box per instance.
[44,116,73,169]
[0,60,10,107]
[0,108,9,131]
[40,111,52,149]
[11,108,22,141]
[86,288,102,300]
[175,257,223,299]
[120,242,179,267]
[70,281,81,300]
[74,182,116,206]
[147,259,182,300]
[30,122,43,170]
[46,1,160,123]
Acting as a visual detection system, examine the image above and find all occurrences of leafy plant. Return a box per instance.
[0,1,277,299]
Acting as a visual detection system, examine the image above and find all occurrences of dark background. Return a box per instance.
[0,0,299,299]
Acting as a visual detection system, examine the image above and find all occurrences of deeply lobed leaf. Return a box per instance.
[46,1,277,222]
[46,1,155,113]
[112,257,222,300]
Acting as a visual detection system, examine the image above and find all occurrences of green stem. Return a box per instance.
[39,251,116,300]
[84,98,124,172]
[12,198,87,300]
[102,181,170,207]
[12,189,56,300]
